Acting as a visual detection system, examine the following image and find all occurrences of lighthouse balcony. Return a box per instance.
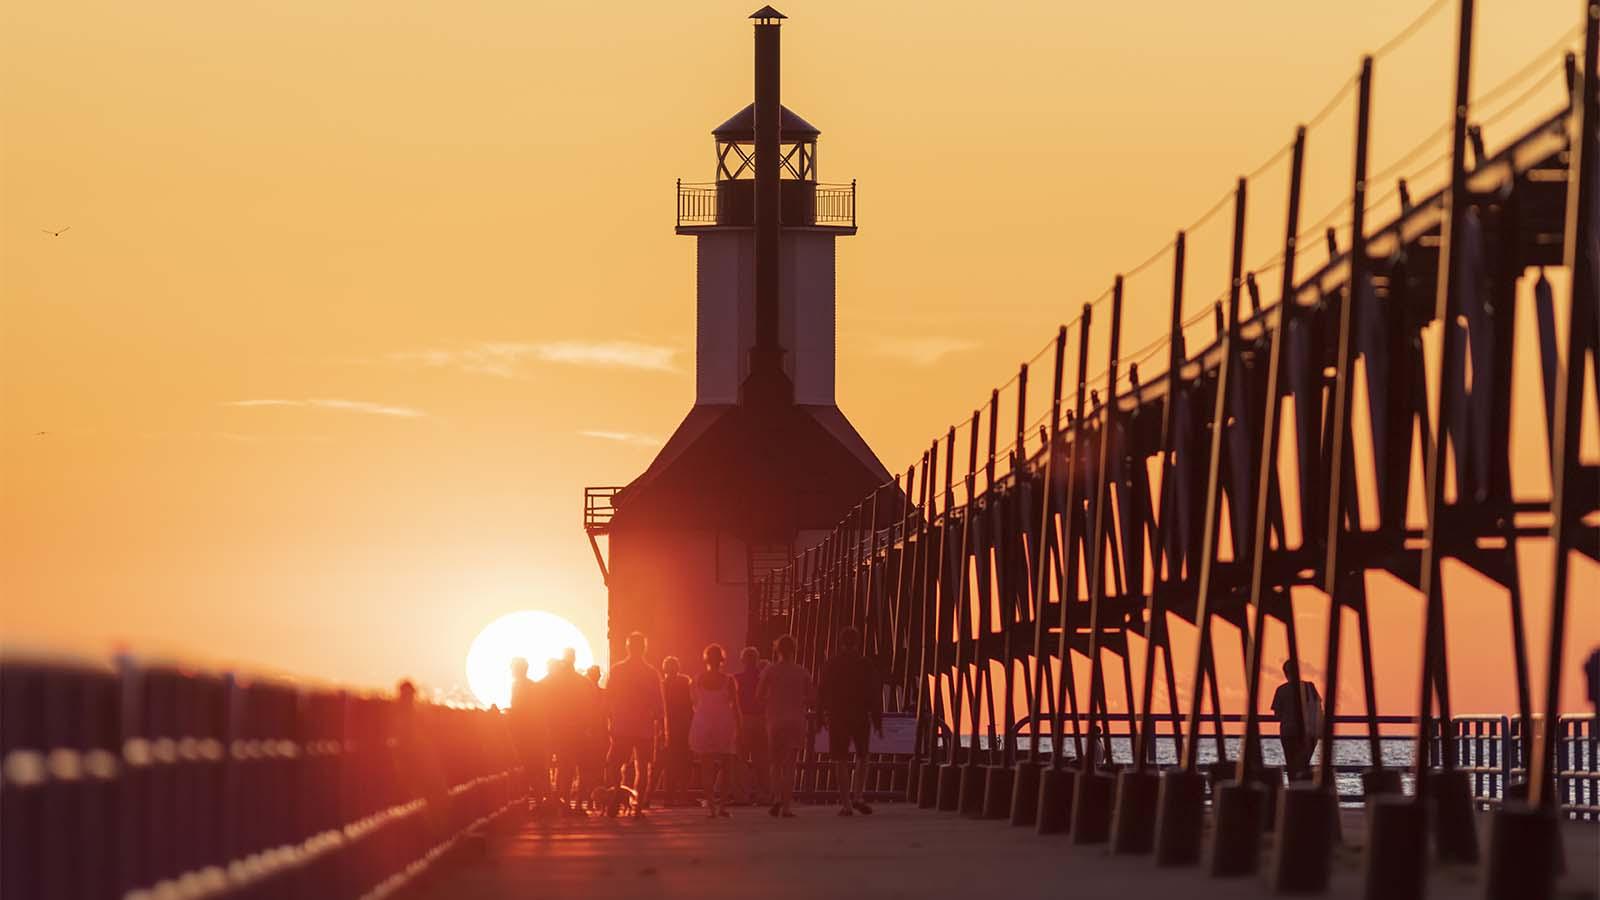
[584,485,621,535]
[676,179,856,233]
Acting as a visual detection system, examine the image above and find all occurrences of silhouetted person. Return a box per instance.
[393,680,449,839]
[733,645,771,805]
[607,631,663,809]
[819,628,882,816]
[689,643,741,817]
[547,652,591,814]
[580,664,607,810]
[1272,659,1323,780]
[757,633,814,818]
[508,657,549,802]
[659,655,694,806]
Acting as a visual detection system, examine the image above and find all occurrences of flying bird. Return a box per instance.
[42,227,71,237]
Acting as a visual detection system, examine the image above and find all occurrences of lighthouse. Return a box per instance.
[585,7,892,666]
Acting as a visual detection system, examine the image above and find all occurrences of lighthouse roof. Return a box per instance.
[712,103,820,142]
[609,402,892,533]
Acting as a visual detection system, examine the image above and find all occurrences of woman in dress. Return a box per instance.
[688,643,742,817]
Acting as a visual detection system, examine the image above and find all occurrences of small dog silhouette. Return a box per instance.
[528,795,569,824]
[590,784,640,818]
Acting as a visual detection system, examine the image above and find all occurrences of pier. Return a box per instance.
[3,1,1597,898]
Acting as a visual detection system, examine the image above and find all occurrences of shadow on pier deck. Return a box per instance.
[409,804,1598,900]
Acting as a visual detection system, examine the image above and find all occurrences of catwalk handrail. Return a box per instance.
[747,15,1595,881]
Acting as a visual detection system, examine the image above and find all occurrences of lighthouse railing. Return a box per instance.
[676,180,719,226]
[814,181,856,226]
[676,179,856,227]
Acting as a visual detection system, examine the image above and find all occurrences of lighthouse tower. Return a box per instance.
[585,7,891,666]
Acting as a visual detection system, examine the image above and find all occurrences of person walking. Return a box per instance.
[689,643,742,818]
[580,665,608,812]
[508,658,549,805]
[1271,658,1323,781]
[606,632,664,810]
[547,651,592,814]
[818,628,882,816]
[757,634,814,818]
[733,646,771,805]
[660,655,694,807]
[393,681,450,843]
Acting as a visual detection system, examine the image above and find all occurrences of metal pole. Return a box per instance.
[1133,232,1190,774]
[1080,277,1126,780]
[960,414,983,765]
[1006,363,1029,765]
[1052,307,1096,769]
[1315,55,1374,790]
[890,465,918,696]
[1407,0,1480,866]
[1235,127,1307,786]
[1028,329,1068,767]
[971,402,1002,764]
[1529,0,1598,811]
[1420,0,1478,797]
[919,441,946,772]
[1178,177,1249,773]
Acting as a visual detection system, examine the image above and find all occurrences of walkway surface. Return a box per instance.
[413,803,1599,900]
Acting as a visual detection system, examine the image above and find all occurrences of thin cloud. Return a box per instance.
[389,340,678,377]
[579,430,662,447]
[872,336,979,366]
[388,343,534,378]
[534,340,677,372]
[221,398,427,418]
[213,432,333,443]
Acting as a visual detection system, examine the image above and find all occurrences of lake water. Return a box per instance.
[959,735,1425,802]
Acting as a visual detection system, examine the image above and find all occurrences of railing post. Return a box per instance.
[1500,715,1512,805]
[1556,716,1571,812]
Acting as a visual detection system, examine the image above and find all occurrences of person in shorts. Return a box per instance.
[757,634,814,818]
[818,627,882,816]
[733,646,770,805]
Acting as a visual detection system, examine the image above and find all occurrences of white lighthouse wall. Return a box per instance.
[781,231,837,405]
[693,229,837,406]
[694,231,751,405]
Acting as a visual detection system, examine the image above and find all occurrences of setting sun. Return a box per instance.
[465,610,596,708]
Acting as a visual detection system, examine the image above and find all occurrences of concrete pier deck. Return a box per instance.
[409,803,1598,900]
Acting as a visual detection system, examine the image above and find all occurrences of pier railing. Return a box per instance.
[1449,713,1599,818]
[774,712,1600,814]
[0,655,523,900]
[4,655,1594,900]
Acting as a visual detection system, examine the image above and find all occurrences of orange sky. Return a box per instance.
[2,0,1593,709]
